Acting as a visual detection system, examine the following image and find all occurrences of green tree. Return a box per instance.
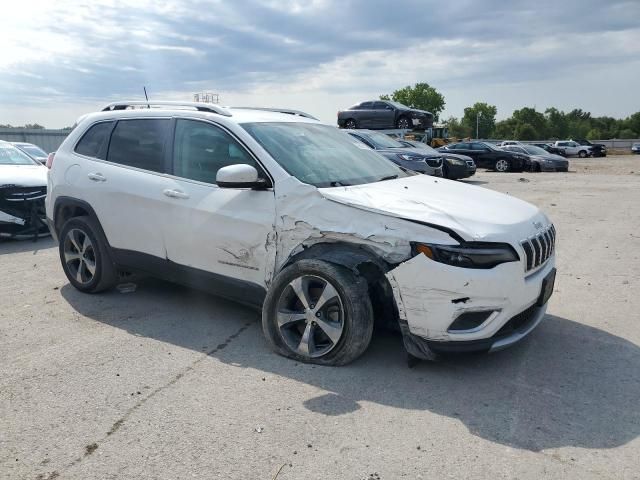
[380,82,446,120]
[586,128,603,140]
[24,123,45,129]
[618,129,638,139]
[511,107,547,138]
[461,102,497,138]
[514,123,538,140]
[444,116,470,138]
[494,118,517,139]
[544,108,568,139]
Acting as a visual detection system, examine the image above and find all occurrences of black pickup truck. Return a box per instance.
[337,100,434,130]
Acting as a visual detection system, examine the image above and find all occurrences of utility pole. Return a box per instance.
[476,112,482,139]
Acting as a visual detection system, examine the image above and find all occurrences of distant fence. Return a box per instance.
[0,128,70,153]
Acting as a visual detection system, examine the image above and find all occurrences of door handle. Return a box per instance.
[163,189,190,199]
[88,172,106,182]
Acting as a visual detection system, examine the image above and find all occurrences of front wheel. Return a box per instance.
[396,116,410,129]
[344,119,357,129]
[495,159,511,172]
[578,150,588,158]
[262,259,374,366]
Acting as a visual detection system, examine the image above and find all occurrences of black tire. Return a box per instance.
[578,150,588,158]
[532,163,541,172]
[58,216,117,293]
[262,259,374,366]
[494,158,511,172]
[442,162,451,179]
[396,116,410,129]
[344,119,357,129]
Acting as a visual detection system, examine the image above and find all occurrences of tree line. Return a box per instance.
[381,83,640,140]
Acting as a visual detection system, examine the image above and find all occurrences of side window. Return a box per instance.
[173,119,260,185]
[74,121,114,159]
[107,119,170,173]
[457,143,471,149]
[360,102,374,110]
[373,102,389,110]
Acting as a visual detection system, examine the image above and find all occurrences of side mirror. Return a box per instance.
[216,164,269,189]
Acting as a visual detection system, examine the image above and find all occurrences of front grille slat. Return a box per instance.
[520,224,556,273]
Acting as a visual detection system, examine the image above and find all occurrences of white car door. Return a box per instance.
[161,118,276,289]
[74,118,174,259]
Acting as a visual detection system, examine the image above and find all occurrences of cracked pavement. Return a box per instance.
[1,156,639,479]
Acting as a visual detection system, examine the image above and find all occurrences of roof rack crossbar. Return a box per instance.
[101,101,232,117]
[231,107,318,120]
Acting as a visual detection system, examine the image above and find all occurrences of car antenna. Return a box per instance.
[143,86,150,109]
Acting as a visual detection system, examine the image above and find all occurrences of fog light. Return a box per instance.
[448,311,495,332]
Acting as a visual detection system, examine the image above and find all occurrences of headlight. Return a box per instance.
[398,153,425,162]
[413,242,519,269]
[447,157,466,166]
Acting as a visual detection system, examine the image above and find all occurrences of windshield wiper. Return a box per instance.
[329,180,352,187]
[377,174,398,182]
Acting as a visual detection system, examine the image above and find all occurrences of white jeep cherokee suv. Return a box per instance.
[46,101,556,365]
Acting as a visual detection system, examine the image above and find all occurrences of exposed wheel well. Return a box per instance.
[281,242,400,330]
[53,198,100,239]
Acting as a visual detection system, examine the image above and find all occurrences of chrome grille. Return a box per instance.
[521,224,555,272]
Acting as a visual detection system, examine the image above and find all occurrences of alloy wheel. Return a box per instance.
[345,119,356,129]
[63,228,96,285]
[397,117,410,129]
[276,275,345,358]
[495,159,510,172]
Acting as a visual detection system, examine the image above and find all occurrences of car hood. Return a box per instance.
[441,152,474,162]
[0,164,48,187]
[377,147,441,158]
[319,175,548,243]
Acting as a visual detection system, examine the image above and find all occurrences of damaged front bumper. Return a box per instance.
[0,186,50,240]
[386,252,555,359]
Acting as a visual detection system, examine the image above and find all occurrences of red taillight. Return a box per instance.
[46,152,56,169]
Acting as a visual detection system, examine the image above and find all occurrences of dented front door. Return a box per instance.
[162,118,276,287]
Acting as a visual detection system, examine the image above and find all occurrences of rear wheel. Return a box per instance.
[495,159,511,172]
[344,119,357,129]
[578,150,588,158]
[262,259,373,366]
[59,216,117,293]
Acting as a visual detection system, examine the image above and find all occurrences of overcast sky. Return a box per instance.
[1,0,639,128]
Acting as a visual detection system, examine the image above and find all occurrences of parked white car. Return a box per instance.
[553,140,592,158]
[46,101,557,365]
[0,140,49,238]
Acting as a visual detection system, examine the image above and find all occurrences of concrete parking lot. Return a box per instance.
[2,155,639,480]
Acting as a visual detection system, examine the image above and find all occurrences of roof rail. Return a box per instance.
[231,107,318,120]
[101,101,232,117]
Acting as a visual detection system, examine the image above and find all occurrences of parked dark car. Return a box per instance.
[397,139,476,180]
[11,142,48,164]
[573,139,607,157]
[532,143,565,156]
[501,144,569,172]
[438,141,529,172]
[632,142,640,154]
[345,129,443,176]
[338,100,434,130]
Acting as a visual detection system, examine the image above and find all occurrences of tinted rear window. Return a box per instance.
[107,119,170,173]
[75,121,114,159]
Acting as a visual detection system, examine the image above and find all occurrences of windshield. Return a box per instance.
[404,141,438,154]
[360,131,405,149]
[0,145,38,165]
[242,123,406,188]
[20,145,47,158]
[522,145,548,155]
